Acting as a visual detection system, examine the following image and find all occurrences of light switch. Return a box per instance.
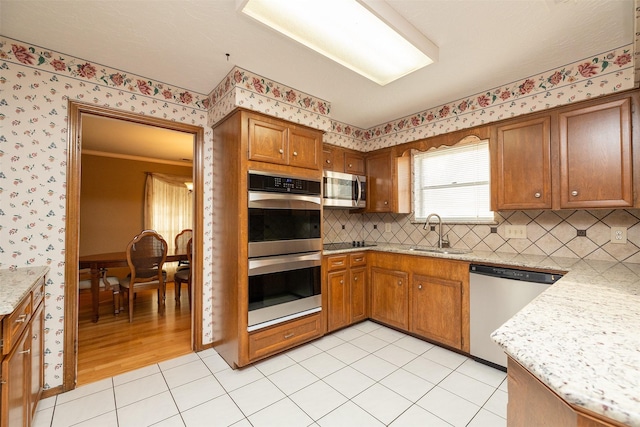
[505,225,527,239]
[384,223,392,233]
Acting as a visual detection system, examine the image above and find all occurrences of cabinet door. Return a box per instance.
[366,151,393,212]
[289,127,321,170]
[370,267,408,330]
[323,145,338,171]
[495,116,551,209]
[248,117,288,165]
[411,275,463,349]
[344,152,366,175]
[1,326,30,427]
[558,98,632,208]
[350,268,367,323]
[327,270,350,332]
[29,303,44,420]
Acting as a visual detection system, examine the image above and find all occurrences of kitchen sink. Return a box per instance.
[409,246,472,255]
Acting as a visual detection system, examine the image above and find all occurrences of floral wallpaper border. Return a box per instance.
[2,38,211,111]
[359,45,635,151]
[208,66,332,131]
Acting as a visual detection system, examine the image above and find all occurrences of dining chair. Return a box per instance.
[119,230,168,322]
[173,237,193,308]
[174,229,192,271]
[78,268,121,316]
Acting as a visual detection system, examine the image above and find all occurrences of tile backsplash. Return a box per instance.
[323,209,640,264]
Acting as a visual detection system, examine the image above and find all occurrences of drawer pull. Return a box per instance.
[293,151,298,156]
[283,333,295,339]
[534,192,541,198]
[15,314,28,323]
[279,149,284,154]
[354,257,363,262]
[18,349,31,355]
[418,284,423,290]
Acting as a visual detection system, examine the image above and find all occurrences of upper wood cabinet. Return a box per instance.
[248,115,322,171]
[491,91,637,210]
[494,116,552,210]
[322,143,366,175]
[366,150,394,212]
[558,97,632,209]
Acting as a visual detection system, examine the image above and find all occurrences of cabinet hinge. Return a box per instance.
[0,338,3,351]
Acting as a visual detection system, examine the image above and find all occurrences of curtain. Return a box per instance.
[144,173,193,278]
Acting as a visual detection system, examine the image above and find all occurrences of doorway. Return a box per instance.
[64,102,205,391]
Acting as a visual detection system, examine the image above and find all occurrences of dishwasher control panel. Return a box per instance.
[470,265,562,285]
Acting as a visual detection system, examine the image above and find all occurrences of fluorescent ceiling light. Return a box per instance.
[237,0,439,86]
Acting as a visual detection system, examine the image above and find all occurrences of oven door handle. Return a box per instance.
[249,192,322,210]
[248,252,322,276]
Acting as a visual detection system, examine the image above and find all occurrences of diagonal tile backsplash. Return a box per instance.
[323,209,640,264]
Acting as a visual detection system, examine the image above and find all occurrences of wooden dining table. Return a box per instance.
[79,251,188,322]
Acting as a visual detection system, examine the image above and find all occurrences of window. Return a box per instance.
[144,173,193,253]
[413,140,493,222]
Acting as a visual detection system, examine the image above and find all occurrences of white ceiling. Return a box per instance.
[0,0,634,130]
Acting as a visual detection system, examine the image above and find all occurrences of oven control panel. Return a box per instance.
[249,172,321,195]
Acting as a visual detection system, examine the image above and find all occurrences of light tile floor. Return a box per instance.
[34,321,508,427]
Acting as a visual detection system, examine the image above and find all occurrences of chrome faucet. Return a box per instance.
[424,213,449,248]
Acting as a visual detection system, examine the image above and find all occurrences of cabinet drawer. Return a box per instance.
[326,255,348,271]
[2,294,32,356]
[32,277,45,311]
[349,252,367,267]
[248,313,322,361]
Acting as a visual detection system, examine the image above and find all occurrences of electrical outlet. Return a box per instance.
[611,227,627,244]
[505,225,527,239]
[384,223,392,233]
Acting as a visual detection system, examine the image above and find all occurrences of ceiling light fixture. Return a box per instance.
[237,0,439,86]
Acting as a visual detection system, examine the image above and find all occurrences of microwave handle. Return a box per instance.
[355,176,362,206]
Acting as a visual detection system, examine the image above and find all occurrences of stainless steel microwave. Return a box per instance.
[323,170,366,208]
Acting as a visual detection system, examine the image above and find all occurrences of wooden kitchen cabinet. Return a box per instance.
[325,253,367,332]
[411,274,463,349]
[558,97,632,209]
[248,114,322,170]
[366,150,394,212]
[370,267,409,330]
[248,312,322,361]
[494,116,552,210]
[491,92,638,210]
[507,357,623,427]
[1,275,45,427]
[322,143,366,175]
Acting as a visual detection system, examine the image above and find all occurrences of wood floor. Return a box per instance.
[77,282,192,386]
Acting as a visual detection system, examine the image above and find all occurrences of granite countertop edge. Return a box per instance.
[0,266,49,315]
[324,243,640,426]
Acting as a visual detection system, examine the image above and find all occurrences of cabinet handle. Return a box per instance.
[418,284,422,290]
[15,314,27,323]
[534,192,541,198]
[293,151,298,156]
[279,149,284,154]
[284,333,295,339]
[348,163,353,168]
[353,277,358,281]
[398,280,402,286]
[18,349,31,355]
[326,159,331,164]
[384,201,389,205]
[571,190,578,196]
[340,280,344,284]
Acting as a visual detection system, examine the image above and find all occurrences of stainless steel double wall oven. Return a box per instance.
[247,171,322,331]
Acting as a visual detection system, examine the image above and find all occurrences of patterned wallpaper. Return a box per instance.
[0,36,215,390]
[1,27,638,391]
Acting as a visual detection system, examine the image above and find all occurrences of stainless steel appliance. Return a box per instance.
[323,170,366,208]
[247,171,322,331]
[469,264,562,370]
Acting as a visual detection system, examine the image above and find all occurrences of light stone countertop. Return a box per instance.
[0,266,49,315]
[324,243,640,426]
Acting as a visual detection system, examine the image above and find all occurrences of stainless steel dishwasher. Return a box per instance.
[469,264,563,370]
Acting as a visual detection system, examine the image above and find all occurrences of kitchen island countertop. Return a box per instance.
[324,243,640,426]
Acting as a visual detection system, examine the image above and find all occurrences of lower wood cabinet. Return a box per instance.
[1,275,45,427]
[368,251,469,352]
[325,253,367,332]
[411,274,463,349]
[248,312,322,361]
[370,267,409,330]
[507,357,622,427]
